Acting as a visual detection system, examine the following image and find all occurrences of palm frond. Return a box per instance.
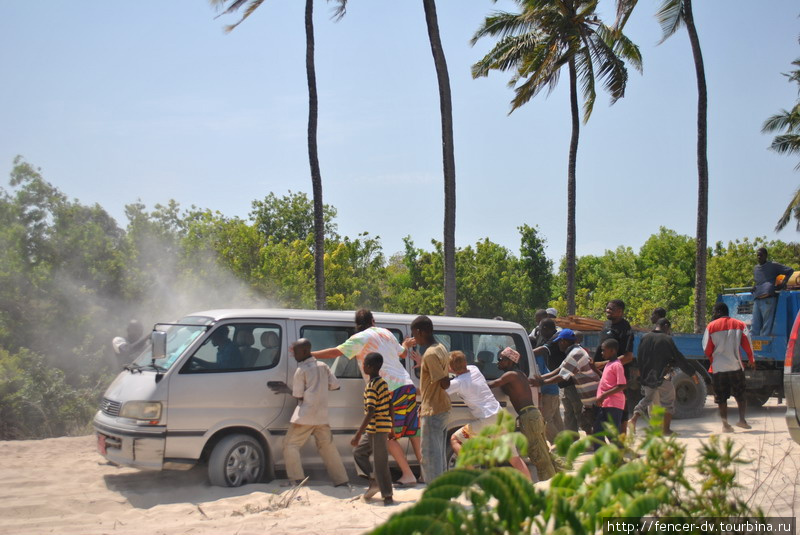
[776,187,800,231]
[471,11,534,46]
[614,0,639,32]
[472,32,542,78]
[214,0,266,32]
[655,0,685,44]
[328,0,348,22]
[769,134,800,158]
[762,108,800,134]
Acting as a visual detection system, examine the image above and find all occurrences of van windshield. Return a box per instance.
[133,316,212,371]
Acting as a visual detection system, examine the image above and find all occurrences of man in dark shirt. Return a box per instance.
[629,318,698,435]
[593,299,637,433]
[752,247,794,336]
[533,319,582,433]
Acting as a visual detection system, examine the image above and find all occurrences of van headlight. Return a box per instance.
[120,401,162,423]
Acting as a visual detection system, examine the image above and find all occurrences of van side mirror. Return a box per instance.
[152,331,167,361]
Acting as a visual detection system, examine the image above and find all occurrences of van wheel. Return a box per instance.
[673,370,707,419]
[208,434,265,487]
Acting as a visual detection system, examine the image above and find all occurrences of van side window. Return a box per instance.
[414,331,529,380]
[300,325,404,379]
[181,324,282,373]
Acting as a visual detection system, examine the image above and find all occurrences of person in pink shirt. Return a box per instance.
[593,339,627,448]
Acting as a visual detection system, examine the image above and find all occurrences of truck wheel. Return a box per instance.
[208,434,265,487]
[673,370,707,419]
[746,388,773,408]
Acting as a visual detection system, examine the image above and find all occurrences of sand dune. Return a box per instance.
[1,400,797,534]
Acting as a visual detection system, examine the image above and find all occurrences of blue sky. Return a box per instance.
[1,1,798,263]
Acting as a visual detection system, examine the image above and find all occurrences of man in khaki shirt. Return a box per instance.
[411,315,450,483]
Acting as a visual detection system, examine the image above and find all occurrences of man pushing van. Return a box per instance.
[313,309,421,487]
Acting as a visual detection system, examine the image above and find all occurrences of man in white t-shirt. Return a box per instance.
[312,309,420,487]
[446,351,531,480]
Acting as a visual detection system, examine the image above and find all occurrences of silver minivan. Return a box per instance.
[93,309,538,486]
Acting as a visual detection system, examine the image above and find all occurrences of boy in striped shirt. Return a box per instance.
[352,352,395,505]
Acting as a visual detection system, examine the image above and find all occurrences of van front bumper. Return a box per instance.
[93,411,166,470]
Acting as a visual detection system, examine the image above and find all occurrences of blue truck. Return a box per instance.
[583,289,800,418]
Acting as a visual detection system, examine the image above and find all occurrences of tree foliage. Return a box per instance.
[0,159,798,439]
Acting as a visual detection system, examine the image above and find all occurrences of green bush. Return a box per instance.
[371,408,765,535]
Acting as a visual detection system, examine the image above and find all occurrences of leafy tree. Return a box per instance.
[471,0,642,316]
[250,191,338,243]
[654,0,710,332]
[519,224,553,311]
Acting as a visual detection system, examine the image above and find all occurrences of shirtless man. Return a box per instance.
[486,347,556,481]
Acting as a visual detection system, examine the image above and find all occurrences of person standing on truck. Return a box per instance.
[269,339,349,488]
[702,302,756,432]
[629,318,699,435]
[312,309,421,487]
[593,300,637,434]
[412,314,451,483]
[752,247,794,336]
[489,347,557,481]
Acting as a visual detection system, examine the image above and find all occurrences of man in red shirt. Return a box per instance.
[702,302,756,432]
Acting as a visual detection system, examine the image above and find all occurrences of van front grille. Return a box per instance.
[100,398,121,417]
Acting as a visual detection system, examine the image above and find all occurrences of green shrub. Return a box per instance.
[371,408,764,534]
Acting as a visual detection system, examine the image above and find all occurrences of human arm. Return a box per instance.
[312,347,344,360]
[388,403,396,440]
[351,407,374,447]
[597,385,626,403]
[740,330,756,369]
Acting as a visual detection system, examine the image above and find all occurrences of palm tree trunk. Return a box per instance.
[305,0,326,310]
[566,59,580,316]
[422,0,457,316]
[684,0,707,332]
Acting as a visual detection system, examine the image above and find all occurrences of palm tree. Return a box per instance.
[655,0,708,332]
[471,0,641,315]
[762,54,800,232]
[335,0,457,316]
[422,0,457,317]
[212,0,333,310]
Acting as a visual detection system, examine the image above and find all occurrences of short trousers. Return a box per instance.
[391,384,419,437]
[712,369,746,404]
[452,414,518,455]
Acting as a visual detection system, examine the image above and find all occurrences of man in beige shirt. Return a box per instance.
[411,315,450,483]
[269,339,348,487]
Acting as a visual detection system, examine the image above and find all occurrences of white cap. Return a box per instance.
[546,307,558,317]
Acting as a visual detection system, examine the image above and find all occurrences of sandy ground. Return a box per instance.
[1,400,798,535]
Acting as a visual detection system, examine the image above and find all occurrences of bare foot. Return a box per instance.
[736,420,752,430]
[363,479,379,500]
[722,422,734,433]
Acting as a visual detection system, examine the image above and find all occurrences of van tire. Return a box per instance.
[208,434,265,487]
[673,370,707,419]
[746,388,773,408]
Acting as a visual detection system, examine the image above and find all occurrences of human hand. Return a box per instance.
[410,349,422,368]
[529,375,542,387]
[268,381,291,395]
[388,431,395,440]
[350,432,361,447]
[745,361,756,370]
[402,337,417,349]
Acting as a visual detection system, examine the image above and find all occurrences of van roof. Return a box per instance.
[186,309,526,331]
